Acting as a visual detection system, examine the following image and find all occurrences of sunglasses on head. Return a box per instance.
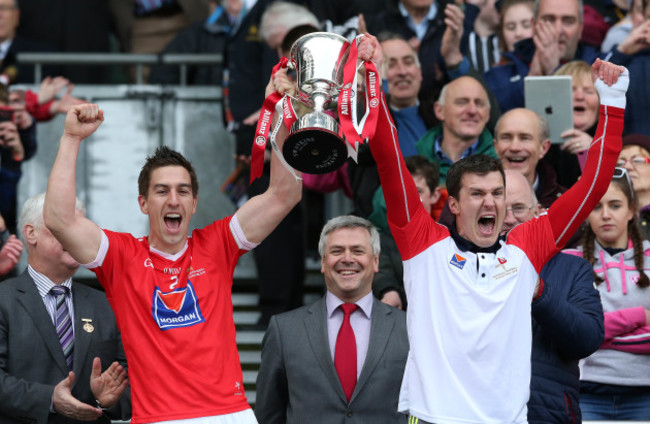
[613,167,634,202]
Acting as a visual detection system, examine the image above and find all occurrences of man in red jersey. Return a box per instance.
[43,72,301,424]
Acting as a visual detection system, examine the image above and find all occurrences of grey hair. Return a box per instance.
[18,193,85,242]
[259,1,320,43]
[534,0,583,22]
[318,215,380,257]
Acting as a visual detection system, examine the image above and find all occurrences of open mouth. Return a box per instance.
[574,105,586,113]
[164,213,182,230]
[478,215,496,235]
[505,156,527,166]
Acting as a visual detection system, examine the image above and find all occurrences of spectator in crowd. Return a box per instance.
[296,0,360,25]
[379,33,433,156]
[548,60,601,187]
[481,0,613,112]
[259,1,320,57]
[366,0,468,93]
[609,0,650,135]
[0,0,58,84]
[255,215,408,424]
[466,0,502,73]
[493,108,565,208]
[0,192,130,424]
[148,0,230,86]
[601,0,643,52]
[501,170,604,424]
[22,76,85,122]
[564,168,650,420]
[110,0,210,82]
[0,212,22,278]
[42,71,301,423]
[370,155,441,310]
[0,84,36,234]
[362,28,627,423]
[497,0,535,54]
[617,134,650,239]
[226,0,277,165]
[415,75,495,186]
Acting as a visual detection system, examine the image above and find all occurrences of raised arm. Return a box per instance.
[235,69,302,244]
[360,34,422,228]
[44,104,104,265]
[547,60,629,248]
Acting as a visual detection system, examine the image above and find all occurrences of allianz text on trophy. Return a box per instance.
[250,32,381,181]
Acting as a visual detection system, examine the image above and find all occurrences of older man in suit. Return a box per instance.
[0,193,130,424]
[255,215,408,424]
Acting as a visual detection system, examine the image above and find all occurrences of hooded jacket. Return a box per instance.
[564,240,650,389]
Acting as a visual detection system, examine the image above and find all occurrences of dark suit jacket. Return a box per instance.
[255,296,408,424]
[2,35,59,84]
[0,271,130,424]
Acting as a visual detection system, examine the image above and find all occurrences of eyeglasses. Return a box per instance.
[613,166,634,202]
[506,204,533,218]
[616,155,650,167]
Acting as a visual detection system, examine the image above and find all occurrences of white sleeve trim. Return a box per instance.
[595,67,629,109]
[82,230,109,269]
[230,214,259,251]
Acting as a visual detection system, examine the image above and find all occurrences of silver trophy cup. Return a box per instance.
[283,32,351,174]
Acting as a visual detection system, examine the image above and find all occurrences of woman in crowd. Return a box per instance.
[545,60,600,187]
[497,0,534,54]
[618,134,650,240]
[564,168,650,420]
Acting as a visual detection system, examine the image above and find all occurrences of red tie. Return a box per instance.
[335,303,359,402]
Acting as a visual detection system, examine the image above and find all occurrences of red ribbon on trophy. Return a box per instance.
[250,58,291,183]
[337,35,381,151]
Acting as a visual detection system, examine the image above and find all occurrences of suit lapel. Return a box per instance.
[351,299,396,402]
[16,273,69,375]
[304,298,348,404]
[72,284,94,383]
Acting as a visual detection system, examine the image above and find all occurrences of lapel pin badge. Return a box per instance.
[81,318,94,333]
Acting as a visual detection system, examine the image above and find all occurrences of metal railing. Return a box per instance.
[16,52,223,85]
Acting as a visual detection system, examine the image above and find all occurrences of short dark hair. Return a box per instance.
[446,155,505,199]
[138,146,199,197]
[405,155,439,192]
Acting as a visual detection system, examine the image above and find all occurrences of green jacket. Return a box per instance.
[415,126,496,186]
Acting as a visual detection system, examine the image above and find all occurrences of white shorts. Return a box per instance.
[152,409,257,424]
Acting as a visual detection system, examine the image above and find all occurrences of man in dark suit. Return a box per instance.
[255,215,408,423]
[0,0,59,84]
[0,193,130,424]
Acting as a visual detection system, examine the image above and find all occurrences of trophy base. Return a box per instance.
[283,128,348,174]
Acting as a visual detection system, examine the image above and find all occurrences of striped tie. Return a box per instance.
[51,286,74,371]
